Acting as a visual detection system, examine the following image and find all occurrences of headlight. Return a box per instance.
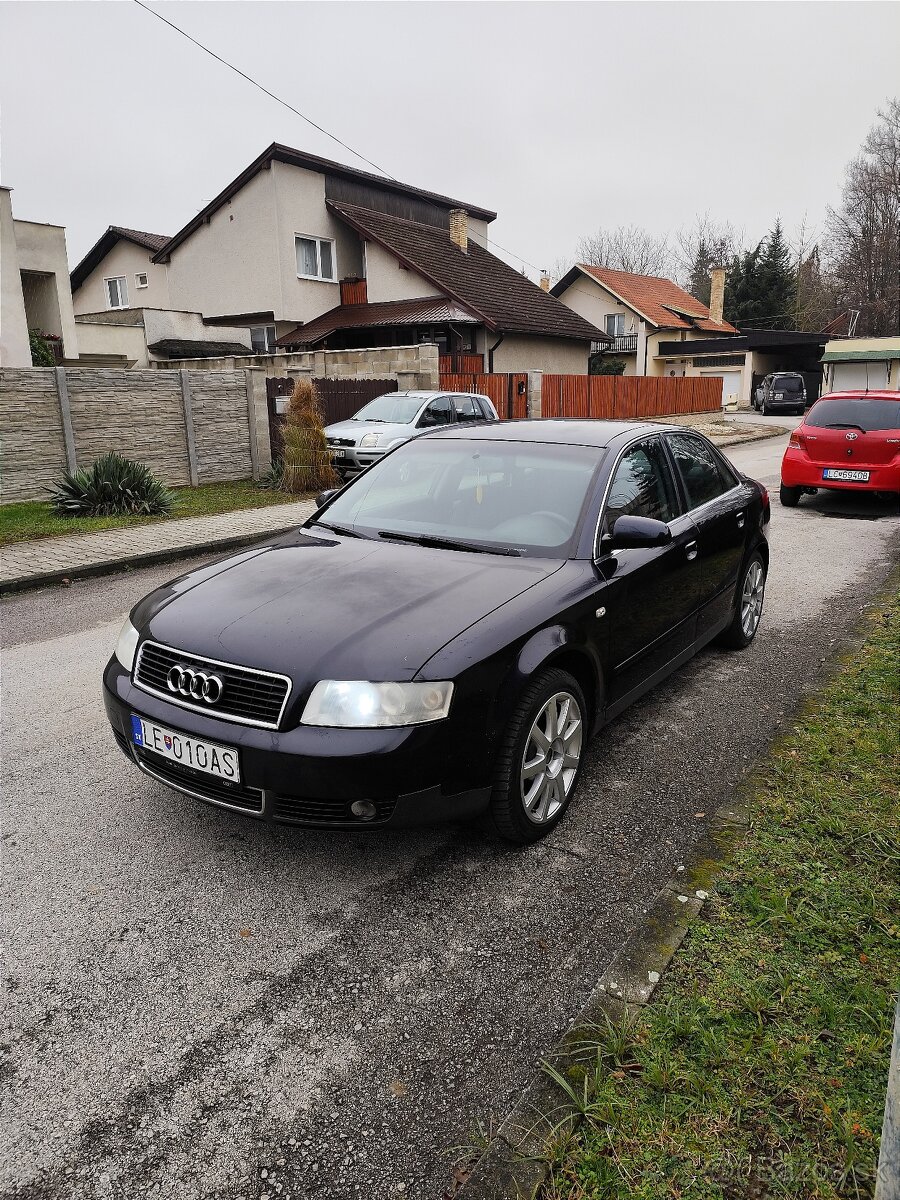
[358,432,381,448]
[302,680,454,727]
[115,617,140,671]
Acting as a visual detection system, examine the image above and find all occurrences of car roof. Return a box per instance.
[391,390,490,400]
[815,390,899,401]
[424,418,676,449]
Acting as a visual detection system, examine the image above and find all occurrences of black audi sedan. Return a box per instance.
[104,421,770,843]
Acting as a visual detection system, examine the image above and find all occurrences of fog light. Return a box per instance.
[350,800,378,821]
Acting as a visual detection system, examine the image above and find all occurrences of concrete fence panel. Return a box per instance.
[190,371,254,483]
[0,369,68,502]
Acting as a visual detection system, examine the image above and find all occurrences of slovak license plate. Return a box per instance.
[131,715,241,783]
[823,468,870,482]
[330,448,345,459]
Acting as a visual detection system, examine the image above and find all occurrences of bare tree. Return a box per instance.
[673,214,739,303]
[575,225,674,278]
[825,98,900,336]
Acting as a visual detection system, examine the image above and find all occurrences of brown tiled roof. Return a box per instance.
[70,226,170,291]
[147,338,252,359]
[276,298,480,347]
[556,265,737,334]
[153,143,497,262]
[328,203,605,343]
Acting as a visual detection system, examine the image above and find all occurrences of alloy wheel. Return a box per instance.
[520,691,583,824]
[741,560,765,638]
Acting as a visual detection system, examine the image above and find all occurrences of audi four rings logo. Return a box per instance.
[166,665,225,704]
[846,432,858,440]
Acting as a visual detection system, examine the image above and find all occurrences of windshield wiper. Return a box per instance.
[378,530,524,556]
[311,520,369,539]
[824,422,867,432]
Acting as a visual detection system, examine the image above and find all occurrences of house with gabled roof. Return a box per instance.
[71,226,171,313]
[551,264,737,377]
[128,143,605,372]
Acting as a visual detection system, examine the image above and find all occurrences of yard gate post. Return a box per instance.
[244,368,272,479]
[179,370,200,486]
[54,366,78,473]
[526,370,542,419]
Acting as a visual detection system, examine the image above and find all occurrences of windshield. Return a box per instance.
[351,394,424,424]
[806,397,900,432]
[315,438,603,557]
[772,376,804,393]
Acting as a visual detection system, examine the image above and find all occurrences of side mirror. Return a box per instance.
[603,515,672,551]
[315,489,339,508]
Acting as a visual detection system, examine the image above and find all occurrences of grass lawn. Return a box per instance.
[0,482,307,547]
[541,595,899,1200]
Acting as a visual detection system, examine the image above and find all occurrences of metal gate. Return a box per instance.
[266,377,398,461]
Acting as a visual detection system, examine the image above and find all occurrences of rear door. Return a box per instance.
[665,433,752,640]
[596,436,701,704]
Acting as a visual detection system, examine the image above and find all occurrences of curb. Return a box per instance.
[0,524,300,597]
[715,427,789,449]
[453,794,750,1200]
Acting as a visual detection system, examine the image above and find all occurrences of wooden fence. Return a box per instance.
[541,375,721,419]
[438,372,529,419]
[439,353,485,374]
[266,377,398,461]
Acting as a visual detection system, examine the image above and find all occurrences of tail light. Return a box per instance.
[788,431,805,450]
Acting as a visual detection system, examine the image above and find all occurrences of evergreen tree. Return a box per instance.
[723,221,797,329]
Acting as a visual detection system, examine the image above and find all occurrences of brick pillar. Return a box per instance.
[526,370,542,419]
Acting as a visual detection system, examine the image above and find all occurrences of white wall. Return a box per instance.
[0,189,30,366]
[556,271,639,341]
[485,333,590,374]
[363,239,441,303]
[141,308,251,351]
[12,217,80,359]
[74,239,170,314]
[75,320,149,366]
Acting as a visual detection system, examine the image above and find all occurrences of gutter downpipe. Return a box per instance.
[488,332,505,374]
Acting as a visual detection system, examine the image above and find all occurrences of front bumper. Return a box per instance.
[103,659,492,830]
[327,445,386,476]
[781,449,900,493]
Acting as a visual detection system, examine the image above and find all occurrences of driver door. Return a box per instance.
[596,436,701,708]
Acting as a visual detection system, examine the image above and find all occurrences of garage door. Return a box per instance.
[832,361,889,390]
[702,371,742,405]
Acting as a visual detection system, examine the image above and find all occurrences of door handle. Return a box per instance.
[685,540,699,561]
[736,512,746,529]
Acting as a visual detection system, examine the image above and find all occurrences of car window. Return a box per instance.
[603,438,679,534]
[351,393,422,423]
[417,397,454,428]
[667,433,734,509]
[773,375,804,393]
[454,396,481,423]
[806,398,900,432]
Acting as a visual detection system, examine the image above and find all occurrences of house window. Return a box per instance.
[605,313,626,338]
[295,235,336,281]
[250,325,277,353]
[135,272,149,289]
[105,276,128,309]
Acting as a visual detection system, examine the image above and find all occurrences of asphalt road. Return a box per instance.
[2,433,898,1200]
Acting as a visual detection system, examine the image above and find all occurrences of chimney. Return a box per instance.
[449,208,468,254]
[539,270,550,292]
[709,267,726,325]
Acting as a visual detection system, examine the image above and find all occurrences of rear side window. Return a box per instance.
[454,396,481,423]
[667,433,736,509]
[806,398,900,432]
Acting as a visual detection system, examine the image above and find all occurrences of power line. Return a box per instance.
[132,0,397,181]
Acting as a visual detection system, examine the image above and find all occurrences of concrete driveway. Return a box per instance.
[2,432,898,1200]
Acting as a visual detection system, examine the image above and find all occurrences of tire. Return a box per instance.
[487,668,588,844]
[780,483,802,507]
[719,552,766,650]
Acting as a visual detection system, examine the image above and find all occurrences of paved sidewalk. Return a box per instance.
[0,499,316,594]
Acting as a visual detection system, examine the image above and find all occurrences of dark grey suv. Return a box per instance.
[753,373,807,416]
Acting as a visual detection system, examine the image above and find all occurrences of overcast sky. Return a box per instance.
[1,0,898,281]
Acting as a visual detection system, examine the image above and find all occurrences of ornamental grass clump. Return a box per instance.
[48,452,175,517]
[280,377,340,494]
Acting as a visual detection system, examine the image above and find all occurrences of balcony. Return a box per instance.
[604,334,638,355]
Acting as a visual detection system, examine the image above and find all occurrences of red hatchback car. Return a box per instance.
[780,391,900,506]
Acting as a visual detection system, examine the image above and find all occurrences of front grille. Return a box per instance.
[137,746,263,812]
[134,641,291,729]
[272,794,397,827]
[327,437,355,448]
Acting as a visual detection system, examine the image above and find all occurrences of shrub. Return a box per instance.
[280,377,340,494]
[48,452,175,517]
[589,354,627,376]
[29,328,55,367]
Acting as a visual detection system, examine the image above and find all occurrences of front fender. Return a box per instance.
[493,624,605,733]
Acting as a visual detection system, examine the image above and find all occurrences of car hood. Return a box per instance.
[139,530,562,688]
[324,418,413,444]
